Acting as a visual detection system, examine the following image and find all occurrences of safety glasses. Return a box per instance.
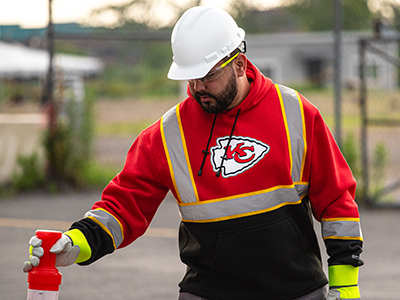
[188,52,240,83]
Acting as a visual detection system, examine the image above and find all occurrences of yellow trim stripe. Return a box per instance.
[175,104,200,202]
[323,235,363,241]
[294,181,309,187]
[182,200,302,223]
[160,107,182,203]
[322,217,360,222]
[276,84,293,177]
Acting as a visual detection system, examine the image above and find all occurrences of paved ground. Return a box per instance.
[1,190,399,299]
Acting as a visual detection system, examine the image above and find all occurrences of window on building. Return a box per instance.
[305,58,325,87]
[366,64,379,79]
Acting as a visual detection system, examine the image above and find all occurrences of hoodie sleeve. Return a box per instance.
[69,121,171,264]
[300,96,363,268]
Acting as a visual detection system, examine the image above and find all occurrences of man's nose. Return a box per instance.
[192,79,207,91]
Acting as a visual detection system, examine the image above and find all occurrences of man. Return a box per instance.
[24,6,363,300]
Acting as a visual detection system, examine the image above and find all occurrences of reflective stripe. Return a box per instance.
[296,183,309,198]
[161,104,199,203]
[161,86,309,222]
[276,84,307,183]
[84,208,124,249]
[179,185,303,222]
[321,218,363,241]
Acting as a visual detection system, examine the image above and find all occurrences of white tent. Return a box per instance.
[0,41,103,79]
[0,41,103,102]
[0,42,104,183]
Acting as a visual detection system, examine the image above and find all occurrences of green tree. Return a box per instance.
[283,0,372,31]
[89,0,200,29]
[388,3,400,31]
[229,0,302,33]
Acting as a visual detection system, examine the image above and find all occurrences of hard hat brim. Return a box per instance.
[167,27,245,81]
[167,60,216,81]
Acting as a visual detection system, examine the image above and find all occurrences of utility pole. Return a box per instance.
[43,0,57,180]
[334,0,343,147]
[44,0,54,108]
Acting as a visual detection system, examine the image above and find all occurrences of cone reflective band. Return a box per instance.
[27,230,62,300]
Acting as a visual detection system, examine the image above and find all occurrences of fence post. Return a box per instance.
[359,39,369,203]
[43,0,58,180]
[334,0,343,147]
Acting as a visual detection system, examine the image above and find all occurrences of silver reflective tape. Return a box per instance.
[322,220,363,239]
[296,184,309,198]
[84,209,123,248]
[179,186,301,222]
[162,105,198,203]
[278,85,305,183]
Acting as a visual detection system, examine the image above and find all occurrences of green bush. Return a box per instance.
[82,161,119,188]
[12,152,45,190]
[43,85,95,188]
[371,141,390,201]
[341,131,360,178]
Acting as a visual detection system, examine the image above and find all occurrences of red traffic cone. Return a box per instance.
[27,230,63,300]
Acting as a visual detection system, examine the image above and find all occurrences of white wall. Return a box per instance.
[0,113,45,183]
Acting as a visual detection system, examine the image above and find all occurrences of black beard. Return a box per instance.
[194,68,238,113]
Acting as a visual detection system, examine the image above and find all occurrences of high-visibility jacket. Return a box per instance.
[69,60,363,300]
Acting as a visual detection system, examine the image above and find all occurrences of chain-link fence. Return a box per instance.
[1,0,400,202]
[359,36,400,205]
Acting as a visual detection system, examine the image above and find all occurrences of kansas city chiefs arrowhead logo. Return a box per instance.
[210,136,270,178]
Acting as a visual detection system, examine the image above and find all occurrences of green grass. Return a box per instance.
[83,161,120,188]
[304,89,400,129]
[96,121,153,136]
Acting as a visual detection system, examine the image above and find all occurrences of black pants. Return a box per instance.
[178,285,329,300]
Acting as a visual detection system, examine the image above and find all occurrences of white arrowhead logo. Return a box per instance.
[210,136,270,178]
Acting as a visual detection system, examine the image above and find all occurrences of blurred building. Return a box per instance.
[0,41,103,183]
[247,31,399,90]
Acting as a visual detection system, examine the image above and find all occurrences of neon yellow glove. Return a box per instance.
[326,265,360,300]
[23,229,91,272]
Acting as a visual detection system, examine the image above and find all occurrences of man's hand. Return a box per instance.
[23,236,43,272]
[326,287,361,300]
[23,233,80,272]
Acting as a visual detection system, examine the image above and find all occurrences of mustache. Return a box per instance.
[195,91,215,98]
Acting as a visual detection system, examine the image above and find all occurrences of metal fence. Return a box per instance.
[359,36,400,205]
[2,1,400,203]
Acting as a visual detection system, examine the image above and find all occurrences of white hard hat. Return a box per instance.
[167,6,245,81]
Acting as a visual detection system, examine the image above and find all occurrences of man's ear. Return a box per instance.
[235,53,247,77]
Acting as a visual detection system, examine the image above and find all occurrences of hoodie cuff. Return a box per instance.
[64,229,92,264]
[329,264,359,287]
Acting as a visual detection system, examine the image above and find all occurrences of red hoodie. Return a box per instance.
[70,59,363,300]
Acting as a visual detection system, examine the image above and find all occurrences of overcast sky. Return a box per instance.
[0,0,282,28]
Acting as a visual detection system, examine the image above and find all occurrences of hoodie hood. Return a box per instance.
[189,58,273,176]
[186,58,273,116]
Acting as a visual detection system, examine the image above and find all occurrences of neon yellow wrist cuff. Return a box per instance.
[329,264,359,287]
[65,229,92,264]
